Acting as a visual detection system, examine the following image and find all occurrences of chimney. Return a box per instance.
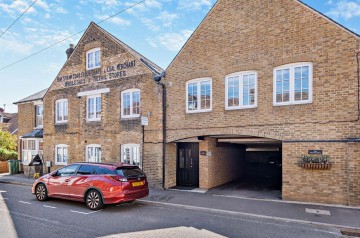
[66,44,75,59]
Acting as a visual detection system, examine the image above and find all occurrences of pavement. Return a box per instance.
[1,172,360,234]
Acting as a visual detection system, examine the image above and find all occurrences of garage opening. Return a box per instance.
[209,136,282,199]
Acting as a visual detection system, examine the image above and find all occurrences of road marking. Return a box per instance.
[0,190,7,193]
[43,205,57,209]
[305,208,331,216]
[70,209,102,215]
[212,194,360,210]
[139,200,360,230]
[19,201,31,204]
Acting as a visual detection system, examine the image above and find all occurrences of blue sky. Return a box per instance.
[0,0,359,113]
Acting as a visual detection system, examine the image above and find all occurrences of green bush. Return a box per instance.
[0,148,18,161]
[299,155,331,164]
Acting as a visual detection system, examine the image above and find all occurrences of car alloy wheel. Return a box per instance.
[35,184,48,201]
[86,190,103,210]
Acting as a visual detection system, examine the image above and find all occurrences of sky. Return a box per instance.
[0,0,359,113]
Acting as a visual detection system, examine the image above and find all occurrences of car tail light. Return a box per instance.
[110,175,128,182]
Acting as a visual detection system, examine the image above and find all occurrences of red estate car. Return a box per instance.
[32,162,149,210]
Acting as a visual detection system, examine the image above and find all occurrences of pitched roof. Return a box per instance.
[7,114,18,135]
[14,88,48,104]
[22,129,43,138]
[0,111,15,119]
[91,22,163,75]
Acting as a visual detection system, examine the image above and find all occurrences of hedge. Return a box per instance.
[0,148,18,161]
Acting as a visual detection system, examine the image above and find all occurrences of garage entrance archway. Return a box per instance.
[173,135,282,199]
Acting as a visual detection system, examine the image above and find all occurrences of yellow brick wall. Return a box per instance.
[165,0,360,205]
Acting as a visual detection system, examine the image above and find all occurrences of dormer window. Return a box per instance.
[86,48,101,70]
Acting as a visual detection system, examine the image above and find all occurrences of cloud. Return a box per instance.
[141,18,160,31]
[178,0,213,10]
[148,29,193,51]
[0,0,36,15]
[94,14,131,26]
[157,11,178,27]
[0,31,33,55]
[327,1,360,20]
[23,27,77,47]
[124,0,162,15]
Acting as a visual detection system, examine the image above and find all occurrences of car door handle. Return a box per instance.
[65,179,70,182]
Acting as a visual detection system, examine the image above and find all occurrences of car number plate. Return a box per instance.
[132,181,144,187]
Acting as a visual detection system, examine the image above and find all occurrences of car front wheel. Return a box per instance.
[86,190,103,210]
[35,184,48,201]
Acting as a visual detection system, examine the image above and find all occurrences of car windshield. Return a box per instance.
[116,167,145,178]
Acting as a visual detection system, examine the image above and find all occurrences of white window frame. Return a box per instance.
[273,62,313,106]
[86,95,101,122]
[121,144,141,168]
[55,144,68,165]
[86,144,101,163]
[121,89,141,119]
[55,99,68,124]
[186,78,212,113]
[21,139,42,165]
[86,48,101,70]
[225,71,258,110]
[35,104,44,128]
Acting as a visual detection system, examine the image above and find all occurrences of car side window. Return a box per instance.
[95,166,115,175]
[77,165,96,175]
[56,164,80,177]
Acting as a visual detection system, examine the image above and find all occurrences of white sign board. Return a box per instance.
[141,116,149,126]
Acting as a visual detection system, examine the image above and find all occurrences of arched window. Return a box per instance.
[273,62,313,106]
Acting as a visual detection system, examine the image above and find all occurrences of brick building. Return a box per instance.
[14,0,360,206]
[0,108,18,135]
[163,0,360,206]
[14,89,46,173]
[41,22,164,186]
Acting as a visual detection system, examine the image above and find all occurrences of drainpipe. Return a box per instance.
[153,72,166,189]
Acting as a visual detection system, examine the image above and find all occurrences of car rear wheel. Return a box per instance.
[86,190,103,210]
[35,184,48,201]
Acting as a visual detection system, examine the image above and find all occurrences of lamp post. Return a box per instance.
[153,72,166,189]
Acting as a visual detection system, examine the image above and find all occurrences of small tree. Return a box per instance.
[0,128,17,151]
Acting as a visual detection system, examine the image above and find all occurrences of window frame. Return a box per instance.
[185,78,212,114]
[225,71,258,110]
[55,144,68,166]
[35,104,44,128]
[121,89,141,119]
[86,144,101,163]
[121,144,141,168]
[55,99,68,124]
[86,95,101,122]
[86,48,101,70]
[273,62,313,106]
[21,139,42,165]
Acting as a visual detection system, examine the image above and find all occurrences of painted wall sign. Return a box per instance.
[308,150,323,155]
[200,151,207,156]
[56,60,136,88]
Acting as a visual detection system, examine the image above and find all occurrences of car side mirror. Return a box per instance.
[51,172,58,177]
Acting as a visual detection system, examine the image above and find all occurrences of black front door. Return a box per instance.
[177,143,199,187]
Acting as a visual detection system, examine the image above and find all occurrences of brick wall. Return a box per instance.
[165,143,177,188]
[164,0,360,205]
[43,23,164,187]
[0,161,8,173]
[199,138,245,189]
